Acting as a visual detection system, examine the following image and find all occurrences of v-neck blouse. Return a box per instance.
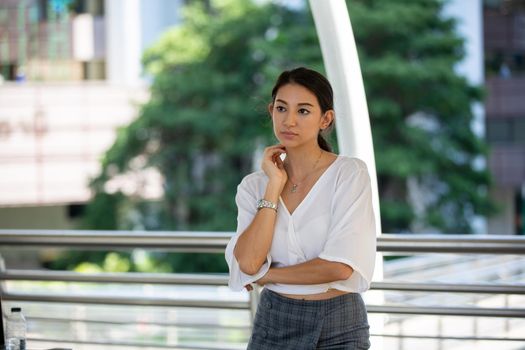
[225,156,377,294]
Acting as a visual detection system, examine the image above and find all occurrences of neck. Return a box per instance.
[284,144,324,179]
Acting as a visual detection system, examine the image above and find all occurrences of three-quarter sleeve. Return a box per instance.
[225,176,272,291]
[319,164,376,293]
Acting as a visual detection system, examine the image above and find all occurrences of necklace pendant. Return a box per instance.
[291,184,298,193]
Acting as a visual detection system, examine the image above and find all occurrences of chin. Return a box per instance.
[277,138,297,148]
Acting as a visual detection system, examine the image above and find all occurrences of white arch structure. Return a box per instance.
[309,1,384,344]
[309,0,381,236]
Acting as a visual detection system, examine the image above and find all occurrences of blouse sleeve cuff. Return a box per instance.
[228,254,272,292]
[318,253,373,290]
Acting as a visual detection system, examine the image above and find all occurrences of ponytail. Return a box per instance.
[317,133,332,152]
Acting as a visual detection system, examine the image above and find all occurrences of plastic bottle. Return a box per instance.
[5,307,26,350]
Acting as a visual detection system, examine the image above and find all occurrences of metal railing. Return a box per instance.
[1,229,525,348]
[2,229,525,252]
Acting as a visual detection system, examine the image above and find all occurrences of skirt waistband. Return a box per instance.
[261,288,361,308]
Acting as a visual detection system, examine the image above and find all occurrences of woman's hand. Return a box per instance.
[256,270,272,286]
[243,270,273,292]
[261,144,288,193]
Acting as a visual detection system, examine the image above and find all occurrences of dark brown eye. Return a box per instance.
[298,108,310,115]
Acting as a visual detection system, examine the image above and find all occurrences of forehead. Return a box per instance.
[275,83,318,106]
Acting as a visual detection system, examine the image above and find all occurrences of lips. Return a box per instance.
[281,131,298,136]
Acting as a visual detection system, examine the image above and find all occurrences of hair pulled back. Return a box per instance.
[271,67,334,152]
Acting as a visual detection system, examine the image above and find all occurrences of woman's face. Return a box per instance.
[269,83,332,149]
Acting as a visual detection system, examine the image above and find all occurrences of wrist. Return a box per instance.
[257,199,278,212]
[265,181,283,202]
[261,268,273,285]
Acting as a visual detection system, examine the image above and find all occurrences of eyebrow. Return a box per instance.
[275,99,314,107]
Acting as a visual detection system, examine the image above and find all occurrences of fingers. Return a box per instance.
[261,144,287,180]
[271,151,282,164]
[245,284,253,291]
[266,145,286,162]
[265,145,286,157]
[274,154,284,169]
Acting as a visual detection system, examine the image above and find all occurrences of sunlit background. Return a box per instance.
[0,0,524,349]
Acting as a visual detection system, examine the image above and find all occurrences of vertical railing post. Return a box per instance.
[504,294,510,333]
[0,254,6,294]
[437,316,443,350]
[398,318,404,350]
[249,285,261,325]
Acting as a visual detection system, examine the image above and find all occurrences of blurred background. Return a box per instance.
[0,0,524,349]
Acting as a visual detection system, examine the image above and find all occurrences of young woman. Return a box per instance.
[225,67,376,349]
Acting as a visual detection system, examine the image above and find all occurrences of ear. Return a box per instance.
[320,110,334,130]
[267,103,273,117]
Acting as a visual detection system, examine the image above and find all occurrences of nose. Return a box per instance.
[283,111,297,127]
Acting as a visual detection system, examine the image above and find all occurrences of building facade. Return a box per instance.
[0,0,181,229]
[484,0,525,235]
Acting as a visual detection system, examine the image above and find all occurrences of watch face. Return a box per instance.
[258,199,277,211]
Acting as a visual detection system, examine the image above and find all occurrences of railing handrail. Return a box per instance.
[2,269,525,295]
[1,229,525,254]
[0,230,231,252]
[3,291,525,318]
[0,292,248,310]
[2,229,525,347]
[0,269,230,285]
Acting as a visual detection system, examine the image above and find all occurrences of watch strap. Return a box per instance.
[257,199,278,212]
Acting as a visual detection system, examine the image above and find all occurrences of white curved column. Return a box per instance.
[105,0,142,86]
[309,0,381,237]
[309,1,383,347]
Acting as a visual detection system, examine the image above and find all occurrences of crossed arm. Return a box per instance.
[234,189,353,289]
[234,178,353,289]
[256,258,353,286]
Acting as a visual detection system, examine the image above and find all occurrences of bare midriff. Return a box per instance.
[278,288,349,301]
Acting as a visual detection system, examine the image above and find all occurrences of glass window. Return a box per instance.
[512,119,525,144]
[486,119,512,144]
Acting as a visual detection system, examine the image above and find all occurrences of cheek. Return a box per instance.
[272,115,280,132]
[272,113,285,126]
[308,118,322,130]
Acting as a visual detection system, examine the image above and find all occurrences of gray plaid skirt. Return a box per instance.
[247,289,370,350]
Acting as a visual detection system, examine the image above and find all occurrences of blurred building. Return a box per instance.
[484,0,525,235]
[0,0,182,229]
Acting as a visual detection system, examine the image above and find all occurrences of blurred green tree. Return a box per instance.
[63,0,319,273]
[348,0,495,232]
[64,0,495,273]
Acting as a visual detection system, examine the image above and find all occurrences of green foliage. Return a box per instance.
[80,191,126,230]
[71,0,496,274]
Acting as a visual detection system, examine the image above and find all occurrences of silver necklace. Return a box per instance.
[290,150,323,193]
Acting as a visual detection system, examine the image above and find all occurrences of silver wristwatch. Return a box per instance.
[257,199,278,212]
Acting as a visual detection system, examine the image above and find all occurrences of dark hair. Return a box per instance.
[271,67,335,152]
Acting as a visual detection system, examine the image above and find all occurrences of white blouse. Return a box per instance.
[225,156,376,294]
